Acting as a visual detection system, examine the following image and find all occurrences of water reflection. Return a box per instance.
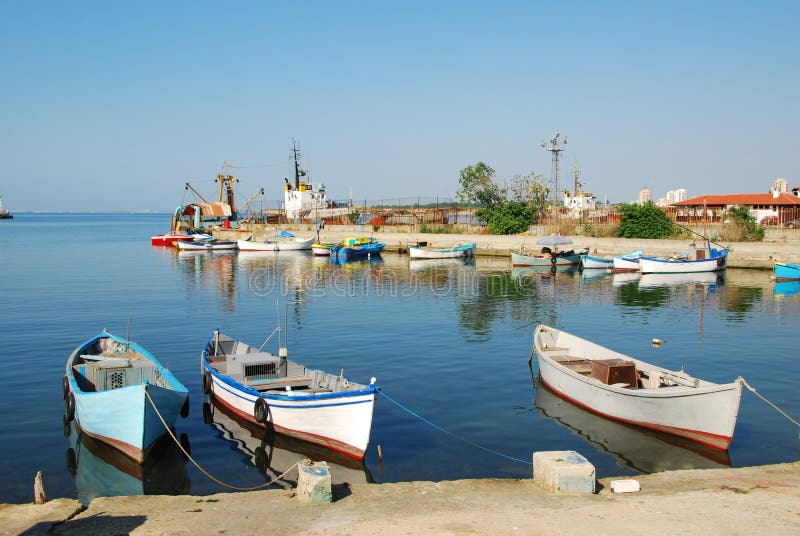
[774,281,800,298]
[65,421,190,506]
[174,250,237,312]
[638,272,723,289]
[202,400,371,488]
[534,385,731,473]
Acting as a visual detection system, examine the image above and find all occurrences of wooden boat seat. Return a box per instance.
[250,377,314,391]
[551,355,592,375]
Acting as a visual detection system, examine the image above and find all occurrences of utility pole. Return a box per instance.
[541,133,567,222]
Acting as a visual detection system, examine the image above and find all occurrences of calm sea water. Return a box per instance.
[1,214,798,503]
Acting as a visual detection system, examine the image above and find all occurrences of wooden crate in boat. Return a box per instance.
[590,359,637,387]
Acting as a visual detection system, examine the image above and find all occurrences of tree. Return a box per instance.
[478,201,535,235]
[617,202,675,238]
[456,162,502,207]
[723,205,765,241]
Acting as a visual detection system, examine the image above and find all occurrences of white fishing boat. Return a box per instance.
[176,238,237,251]
[611,250,643,272]
[639,241,728,274]
[236,236,314,252]
[408,242,476,259]
[201,331,377,460]
[533,325,742,450]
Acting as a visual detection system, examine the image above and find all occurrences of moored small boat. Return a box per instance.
[176,238,237,251]
[773,262,800,282]
[511,249,585,267]
[408,242,476,259]
[639,241,728,274]
[533,325,742,450]
[579,254,612,269]
[236,236,314,252]
[330,237,386,259]
[63,331,189,463]
[151,231,194,246]
[201,331,378,460]
[311,243,335,256]
[611,250,643,272]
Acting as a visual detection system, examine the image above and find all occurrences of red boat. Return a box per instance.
[151,231,194,246]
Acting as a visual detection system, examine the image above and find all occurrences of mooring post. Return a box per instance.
[34,471,47,504]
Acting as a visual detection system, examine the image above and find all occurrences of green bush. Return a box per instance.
[617,202,675,239]
[478,201,535,235]
[721,205,765,242]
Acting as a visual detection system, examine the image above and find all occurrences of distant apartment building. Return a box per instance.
[638,187,651,204]
[772,178,789,193]
[666,188,687,204]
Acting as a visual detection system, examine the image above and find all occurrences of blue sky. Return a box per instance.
[1,1,797,211]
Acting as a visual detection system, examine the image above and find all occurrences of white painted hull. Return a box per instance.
[612,256,640,272]
[639,254,727,274]
[206,372,375,459]
[534,325,742,450]
[236,237,314,251]
[176,240,237,251]
[409,243,475,259]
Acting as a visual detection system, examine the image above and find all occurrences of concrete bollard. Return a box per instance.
[296,460,332,505]
[533,450,595,494]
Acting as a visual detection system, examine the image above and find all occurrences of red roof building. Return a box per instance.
[671,189,800,224]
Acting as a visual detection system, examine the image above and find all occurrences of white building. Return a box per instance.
[563,190,597,216]
[638,187,651,204]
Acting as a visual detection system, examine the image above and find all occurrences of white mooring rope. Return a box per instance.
[739,377,800,429]
[145,389,299,491]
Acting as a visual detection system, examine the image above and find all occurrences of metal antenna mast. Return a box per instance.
[541,133,567,221]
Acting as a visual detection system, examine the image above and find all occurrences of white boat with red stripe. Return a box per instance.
[201,331,377,460]
[533,325,742,451]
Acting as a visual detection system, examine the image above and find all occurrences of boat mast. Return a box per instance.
[292,139,306,189]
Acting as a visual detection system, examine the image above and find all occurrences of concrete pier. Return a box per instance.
[214,225,800,269]
[2,462,798,535]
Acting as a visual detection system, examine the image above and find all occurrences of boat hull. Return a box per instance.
[151,232,193,246]
[579,255,612,269]
[331,243,385,259]
[534,325,741,450]
[409,243,476,259]
[205,369,376,460]
[512,251,580,267]
[176,240,237,251]
[66,334,188,464]
[236,237,314,251]
[612,257,640,272]
[639,253,727,274]
[774,262,800,281]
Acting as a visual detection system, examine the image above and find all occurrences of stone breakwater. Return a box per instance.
[215,225,800,269]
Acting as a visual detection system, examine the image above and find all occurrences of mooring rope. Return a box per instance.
[378,390,532,465]
[145,390,299,491]
[739,377,800,429]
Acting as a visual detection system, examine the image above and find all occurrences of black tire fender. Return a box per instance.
[202,371,212,395]
[62,375,70,400]
[254,397,269,424]
[65,392,75,422]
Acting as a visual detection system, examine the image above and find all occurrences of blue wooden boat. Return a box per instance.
[63,331,189,463]
[773,262,800,281]
[330,237,386,259]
